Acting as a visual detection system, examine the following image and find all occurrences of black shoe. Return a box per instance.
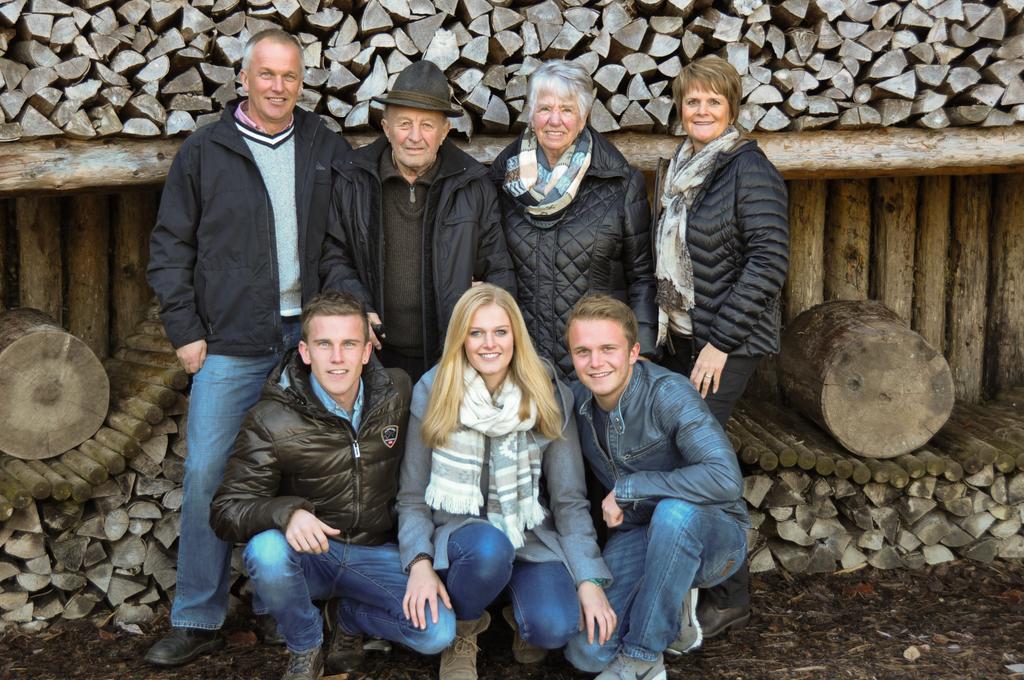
[697,601,750,639]
[325,602,364,674]
[282,646,324,680]
[257,614,286,647]
[144,628,225,667]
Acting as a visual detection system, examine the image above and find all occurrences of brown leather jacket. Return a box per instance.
[210,350,411,546]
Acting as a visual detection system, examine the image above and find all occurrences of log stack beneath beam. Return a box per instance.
[735,395,1024,576]
[0,0,1022,141]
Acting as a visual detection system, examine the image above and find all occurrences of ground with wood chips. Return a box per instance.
[2,560,1022,679]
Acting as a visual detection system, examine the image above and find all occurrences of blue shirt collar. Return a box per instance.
[310,373,364,431]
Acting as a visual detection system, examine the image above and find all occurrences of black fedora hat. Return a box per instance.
[372,60,463,116]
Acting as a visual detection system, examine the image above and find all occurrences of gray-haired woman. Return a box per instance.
[490,60,657,378]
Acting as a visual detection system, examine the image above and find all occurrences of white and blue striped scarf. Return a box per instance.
[424,368,546,548]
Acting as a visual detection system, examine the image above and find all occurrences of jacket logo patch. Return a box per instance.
[382,425,399,448]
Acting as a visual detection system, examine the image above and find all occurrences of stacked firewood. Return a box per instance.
[735,393,1024,575]
[0,0,1022,141]
[0,312,197,630]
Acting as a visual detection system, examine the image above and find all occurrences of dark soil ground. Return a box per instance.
[2,559,1022,680]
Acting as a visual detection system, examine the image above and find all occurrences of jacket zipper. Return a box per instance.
[586,412,619,484]
[351,439,362,529]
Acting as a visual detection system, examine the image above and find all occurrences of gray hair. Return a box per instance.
[241,29,304,72]
[525,60,596,121]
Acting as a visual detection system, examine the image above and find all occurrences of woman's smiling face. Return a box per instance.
[680,84,732,152]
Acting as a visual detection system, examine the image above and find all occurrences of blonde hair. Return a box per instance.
[421,285,562,448]
[673,56,741,125]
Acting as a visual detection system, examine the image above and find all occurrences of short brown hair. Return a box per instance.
[566,295,638,349]
[300,291,369,342]
[673,56,741,125]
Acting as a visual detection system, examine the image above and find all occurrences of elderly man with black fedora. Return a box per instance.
[323,60,516,383]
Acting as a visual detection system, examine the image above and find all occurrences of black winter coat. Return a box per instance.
[147,103,351,355]
[210,351,411,546]
[491,129,657,377]
[667,139,789,357]
[323,137,516,371]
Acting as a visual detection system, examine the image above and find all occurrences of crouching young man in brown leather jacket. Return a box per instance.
[210,291,455,680]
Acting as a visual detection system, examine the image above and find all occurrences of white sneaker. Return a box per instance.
[666,587,703,656]
[595,653,667,680]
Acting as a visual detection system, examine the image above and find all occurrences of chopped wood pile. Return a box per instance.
[1,0,1023,142]
[734,392,1024,575]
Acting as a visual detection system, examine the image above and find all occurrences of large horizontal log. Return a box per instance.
[3,126,1024,196]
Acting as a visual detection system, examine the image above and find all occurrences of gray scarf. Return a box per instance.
[655,126,741,346]
[424,368,546,548]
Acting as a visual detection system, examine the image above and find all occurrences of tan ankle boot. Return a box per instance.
[501,605,547,665]
[439,610,491,680]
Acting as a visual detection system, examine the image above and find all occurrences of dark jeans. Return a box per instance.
[657,334,760,610]
[438,523,580,649]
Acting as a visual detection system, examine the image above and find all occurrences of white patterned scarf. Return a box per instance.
[502,127,593,217]
[655,126,741,346]
[424,367,546,548]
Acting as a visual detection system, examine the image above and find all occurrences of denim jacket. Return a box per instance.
[570,361,749,531]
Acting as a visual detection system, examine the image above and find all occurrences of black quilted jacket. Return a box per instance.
[491,129,657,377]
[210,351,411,546]
[672,139,789,357]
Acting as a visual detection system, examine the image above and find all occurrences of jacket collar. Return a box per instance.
[209,99,320,156]
[266,348,394,422]
[342,136,487,187]
[575,360,646,434]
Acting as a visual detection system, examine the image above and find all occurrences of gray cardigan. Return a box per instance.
[396,365,611,586]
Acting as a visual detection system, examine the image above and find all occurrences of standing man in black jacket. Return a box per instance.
[323,60,516,382]
[210,292,454,680]
[145,29,351,667]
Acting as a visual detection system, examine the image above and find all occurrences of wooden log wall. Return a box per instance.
[782,172,1023,405]
[0,191,159,359]
[1,166,1022,402]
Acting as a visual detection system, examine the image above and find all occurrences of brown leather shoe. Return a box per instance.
[502,605,547,665]
[439,611,490,680]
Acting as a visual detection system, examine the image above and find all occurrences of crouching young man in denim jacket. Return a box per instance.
[563,295,748,680]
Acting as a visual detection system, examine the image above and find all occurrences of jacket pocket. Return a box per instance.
[620,438,664,463]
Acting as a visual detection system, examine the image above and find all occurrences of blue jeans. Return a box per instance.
[244,530,454,654]
[565,499,746,671]
[171,318,300,630]
[440,523,580,649]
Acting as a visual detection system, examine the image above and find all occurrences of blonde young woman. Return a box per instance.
[397,284,615,680]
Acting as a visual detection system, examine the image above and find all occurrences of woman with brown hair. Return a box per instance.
[654,55,789,649]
